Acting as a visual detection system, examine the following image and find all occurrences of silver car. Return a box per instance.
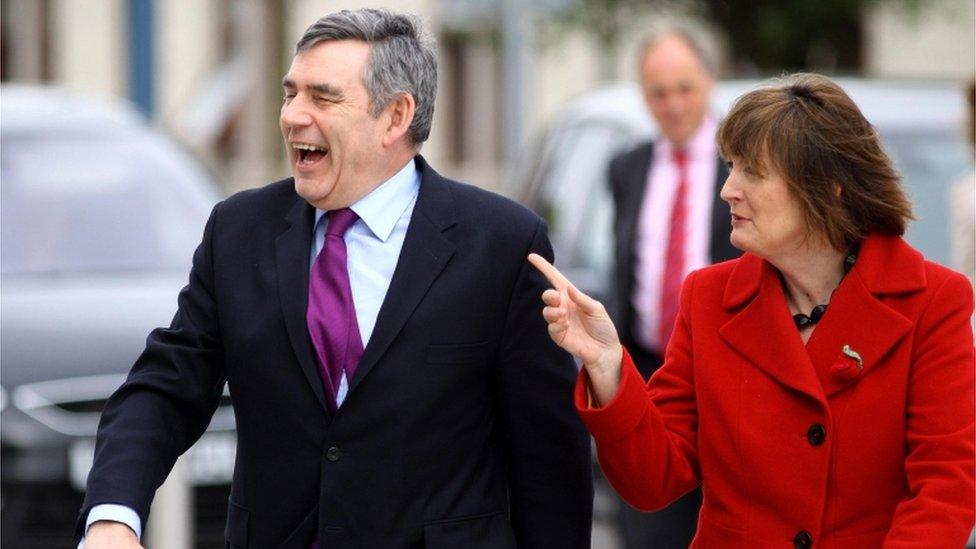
[1,85,233,548]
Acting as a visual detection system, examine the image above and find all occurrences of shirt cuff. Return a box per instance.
[81,503,142,547]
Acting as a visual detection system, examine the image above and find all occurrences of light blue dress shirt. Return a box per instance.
[313,159,419,405]
[80,159,420,545]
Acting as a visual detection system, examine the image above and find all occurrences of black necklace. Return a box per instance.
[793,305,827,329]
[791,246,859,330]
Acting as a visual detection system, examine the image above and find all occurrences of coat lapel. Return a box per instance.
[805,235,922,397]
[347,158,457,395]
[718,236,926,403]
[275,195,331,415]
[718,254,826,404]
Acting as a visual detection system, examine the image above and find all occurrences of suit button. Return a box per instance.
[806,424,826,446]
[793,530,813,548]
[326,446,340,462]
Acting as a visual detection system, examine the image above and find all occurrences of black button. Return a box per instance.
[326,446,340,462]
[793,530,813,548]
[806,424,826,446]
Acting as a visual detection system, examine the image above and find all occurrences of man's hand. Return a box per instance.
[84,521,143,549]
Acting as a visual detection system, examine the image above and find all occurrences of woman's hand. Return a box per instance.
[528,254,623,405]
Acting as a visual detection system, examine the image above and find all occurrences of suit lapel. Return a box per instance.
[623,144,654,254]
[619,144,654,336]
[275,196,331,415]
[709,156,739,263]
[718,254,826,404]
[347,159,457,395]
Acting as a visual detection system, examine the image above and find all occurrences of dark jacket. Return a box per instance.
[608,141,739,359]
[78,157,593,548]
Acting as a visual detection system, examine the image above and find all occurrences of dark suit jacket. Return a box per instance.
[608,141,739,368]
[77,157,593,548]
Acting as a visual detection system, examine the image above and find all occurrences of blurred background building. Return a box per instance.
[3,0,972,194]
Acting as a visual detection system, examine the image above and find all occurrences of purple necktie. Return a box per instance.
[307,208,364,410]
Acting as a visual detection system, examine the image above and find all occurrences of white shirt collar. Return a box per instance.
[314,158,420,242]
[656,115,718,162]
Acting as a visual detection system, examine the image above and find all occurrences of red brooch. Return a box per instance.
[831,344,864,381]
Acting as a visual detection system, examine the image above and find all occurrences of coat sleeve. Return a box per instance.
[576,270,701,512]
[75,202,227,540]
[884,271,976,547]
[496,218,594,548]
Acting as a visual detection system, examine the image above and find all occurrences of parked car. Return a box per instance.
[1,85,232,548]
[510,78,971,301]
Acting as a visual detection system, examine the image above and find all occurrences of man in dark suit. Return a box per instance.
[78,9,592,548]
[607,29,738,549]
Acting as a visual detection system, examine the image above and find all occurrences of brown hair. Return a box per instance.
[717,73,913,251]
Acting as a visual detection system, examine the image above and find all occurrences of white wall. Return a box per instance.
[865,0,976,78]
[155,0,222,122]
[50,0,126,100]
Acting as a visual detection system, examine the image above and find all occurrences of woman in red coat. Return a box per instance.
[530,73,975,547]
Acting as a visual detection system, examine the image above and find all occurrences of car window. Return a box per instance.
[1,132,218,275]
[535,120,639,274]
[882,132,969,265]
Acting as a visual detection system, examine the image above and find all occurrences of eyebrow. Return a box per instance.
[281,78,344,99]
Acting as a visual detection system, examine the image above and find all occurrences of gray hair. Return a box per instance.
[296,9,437,147]
[638,26,717,77]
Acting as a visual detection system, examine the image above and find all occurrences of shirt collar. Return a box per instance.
[656,115,718,162]
[314,158,420,242]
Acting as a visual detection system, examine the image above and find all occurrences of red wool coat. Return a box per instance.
[578,234,975,548]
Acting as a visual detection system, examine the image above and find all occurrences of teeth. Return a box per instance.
[292,143,326,152]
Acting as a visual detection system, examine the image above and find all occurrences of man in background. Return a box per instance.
[78,8,592,548]
[607,28,739,549]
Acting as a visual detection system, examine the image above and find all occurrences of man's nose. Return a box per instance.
[280,97,312,128]
[664,92,687,113]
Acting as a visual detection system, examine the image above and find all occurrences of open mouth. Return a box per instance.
[292,142,328,165]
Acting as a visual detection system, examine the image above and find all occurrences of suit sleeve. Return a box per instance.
[883,272,976,547]
[576,271,701,511]
[496,218,593,548]
[75,202,227,540]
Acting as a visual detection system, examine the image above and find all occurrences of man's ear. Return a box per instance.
[382,93,416,147]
